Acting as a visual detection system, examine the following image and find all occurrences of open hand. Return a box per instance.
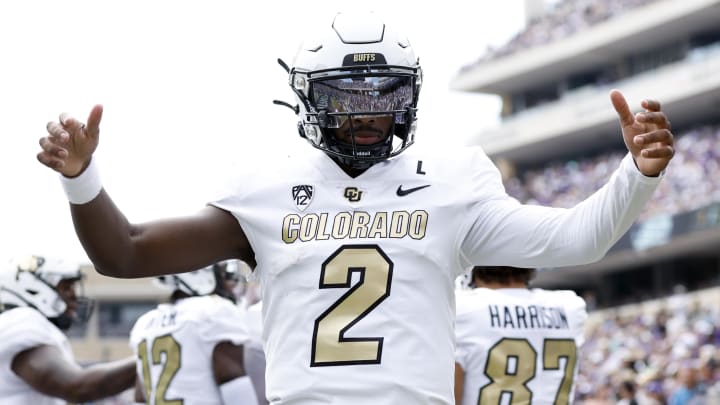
[38,104,103,177]
[610,89,674,177]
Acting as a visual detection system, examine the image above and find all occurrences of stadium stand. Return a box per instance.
[453,0,720,402]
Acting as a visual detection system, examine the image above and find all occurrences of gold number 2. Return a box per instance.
[478,338,577,405]
[311,245,393,366]
[137,334,184,405]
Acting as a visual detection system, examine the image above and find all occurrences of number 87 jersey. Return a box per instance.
[454,287,588,405]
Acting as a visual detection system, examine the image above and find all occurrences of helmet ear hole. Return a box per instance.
[297,122,306,139]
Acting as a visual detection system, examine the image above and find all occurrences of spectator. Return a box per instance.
[617,380,639,405]
[668,363,705,405]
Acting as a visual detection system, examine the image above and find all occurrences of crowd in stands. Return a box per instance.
[462,0,661,69]
[503,124,720,222]
[575,286,720,404]
[313,76,413,119]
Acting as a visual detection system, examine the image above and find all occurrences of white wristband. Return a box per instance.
[59,157,103,204]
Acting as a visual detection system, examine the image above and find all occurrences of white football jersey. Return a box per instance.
[455,288,588,405]
[129,295,250,405]
[210,146,659,405]
[0,307,74,405]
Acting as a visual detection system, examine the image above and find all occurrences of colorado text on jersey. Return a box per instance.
[282,210,429,243]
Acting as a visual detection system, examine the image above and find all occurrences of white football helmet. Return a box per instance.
[215,259,242,283]
[155,266,217,297]
[0,255,92,329]
[455,266,474,291]
[211,259,244,303]
[289,11,422,170]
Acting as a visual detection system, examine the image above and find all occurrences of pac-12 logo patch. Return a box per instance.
[292,185,314,211]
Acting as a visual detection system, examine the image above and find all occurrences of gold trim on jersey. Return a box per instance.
[282,210,429,243]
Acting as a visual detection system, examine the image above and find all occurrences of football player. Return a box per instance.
[213,259,268,404]
[130,265,257,404]
[454,266,587,405]
[212,259,242,305]
[244,298,268,405]
[0,255,135,404]
[38,11,674,405]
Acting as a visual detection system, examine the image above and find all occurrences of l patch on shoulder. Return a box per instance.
[416,160,426,175]
[292,185,314,211]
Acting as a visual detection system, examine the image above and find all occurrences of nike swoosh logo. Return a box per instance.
[396,184,431,196]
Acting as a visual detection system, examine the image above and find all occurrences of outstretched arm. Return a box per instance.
[461,90,674,268]
[70,194,249,278]
[12,345,136,403]
[37,106,253,278]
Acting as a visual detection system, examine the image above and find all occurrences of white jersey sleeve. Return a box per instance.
[459,151,662,268]
[455,288,587,405]
[244,301,263,349]
[197,296,251,346]
[130,295,250,405]
[0,307,73,405]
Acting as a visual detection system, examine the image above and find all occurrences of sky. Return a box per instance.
[0,0,527,262]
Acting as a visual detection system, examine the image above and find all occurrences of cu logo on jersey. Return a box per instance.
[292,185,314,211]
[343,187,363,202]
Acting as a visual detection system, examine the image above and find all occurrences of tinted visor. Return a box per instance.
[311,75,413,128]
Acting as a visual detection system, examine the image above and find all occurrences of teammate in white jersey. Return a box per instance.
[454,266,587,405]
[244,299,268,405]
[130,265,258,405]
[0,255,135,405]
[212,259,243,305]
[38,11,674,405]
[214,259,268,404]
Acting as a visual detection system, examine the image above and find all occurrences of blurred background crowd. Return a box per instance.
[462,0,661,67]
[502,124,720,222]
[576,287,720,404]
